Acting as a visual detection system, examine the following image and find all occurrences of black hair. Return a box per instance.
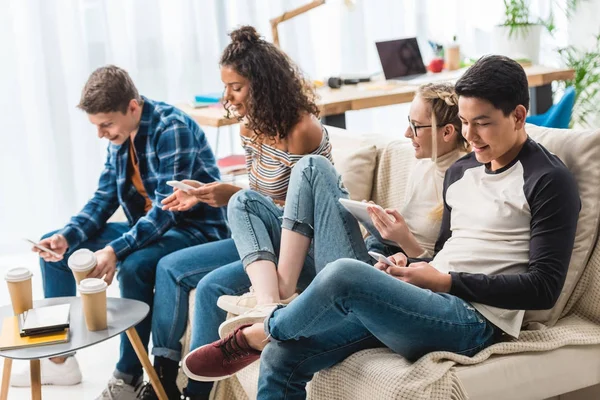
[455,55,529,116]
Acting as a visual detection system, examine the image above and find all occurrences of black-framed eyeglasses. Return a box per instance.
[407,116,443,137]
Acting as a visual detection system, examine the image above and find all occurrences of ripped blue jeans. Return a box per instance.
[228,155,371,276]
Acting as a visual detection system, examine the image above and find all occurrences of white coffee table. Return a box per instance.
[0,296,167,400]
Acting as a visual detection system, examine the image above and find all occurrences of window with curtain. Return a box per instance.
[0,0,579,253]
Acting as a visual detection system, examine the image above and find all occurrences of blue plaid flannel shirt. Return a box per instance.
[59,96,229,259]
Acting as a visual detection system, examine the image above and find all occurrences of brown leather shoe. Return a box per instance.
[182,324,260,382]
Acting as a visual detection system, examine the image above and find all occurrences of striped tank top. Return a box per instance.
[241,127,333,202]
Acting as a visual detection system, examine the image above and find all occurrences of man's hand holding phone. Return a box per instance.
[370,251,407,272]
[386,260,452,293]
[30,235,68,262]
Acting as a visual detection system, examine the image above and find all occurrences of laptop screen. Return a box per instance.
[376,38,427,80]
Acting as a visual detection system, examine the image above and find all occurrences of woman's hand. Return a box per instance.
[368,206,424,257]
[189,182,241,208]
[162,181,241,210]
[162,180,203,212]
[368,206,410,244]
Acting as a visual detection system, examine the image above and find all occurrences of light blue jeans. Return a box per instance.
[258,259,498,399]
[228,155,372,272]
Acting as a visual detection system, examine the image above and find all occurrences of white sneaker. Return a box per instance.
[217,287,298,315]
[95,376,143,400]
[10,356,82,387]
[218,304,279,339]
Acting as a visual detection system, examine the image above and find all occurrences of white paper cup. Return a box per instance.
[68,249,97,284]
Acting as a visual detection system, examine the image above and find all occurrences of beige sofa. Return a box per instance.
[177,124,600,400]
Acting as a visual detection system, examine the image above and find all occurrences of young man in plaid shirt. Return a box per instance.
[17,65,229,399]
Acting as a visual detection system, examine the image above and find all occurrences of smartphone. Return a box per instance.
[166,180,199,193]
[24,239,61,258]
[368,251,396,267]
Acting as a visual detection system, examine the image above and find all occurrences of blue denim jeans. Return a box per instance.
[184,155,374,395]
[228,155,371,273]
[39,222,202,383]
[257,259,498,399]
[151,238,240,361]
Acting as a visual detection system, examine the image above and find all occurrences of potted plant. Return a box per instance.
[493,0,582,64]
[557,33,600,127]
[493,0,545,63]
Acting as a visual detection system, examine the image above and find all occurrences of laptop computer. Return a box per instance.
[375,37,427,81]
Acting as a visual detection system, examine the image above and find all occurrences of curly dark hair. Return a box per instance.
[220,25,319,140]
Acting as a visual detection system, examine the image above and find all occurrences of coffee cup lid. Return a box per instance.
[68,249,97,272]
[78,278,107,294]
[5,267,33,282]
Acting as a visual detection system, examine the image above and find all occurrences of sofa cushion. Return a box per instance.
[326,125,393,202]
[457,341,600,400]
[523,125,600,327]
[228,325,600,400]
[332,144,378,201]
[371,140,416,208]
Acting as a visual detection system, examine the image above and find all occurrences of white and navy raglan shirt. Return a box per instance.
[430,137,580,337]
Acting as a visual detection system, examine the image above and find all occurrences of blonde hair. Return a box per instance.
[415,83,468,221]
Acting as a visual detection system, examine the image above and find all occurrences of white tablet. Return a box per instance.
[338,198,397,246]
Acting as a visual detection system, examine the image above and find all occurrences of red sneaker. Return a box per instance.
[182,324,261,382]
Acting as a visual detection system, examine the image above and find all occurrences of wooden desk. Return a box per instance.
[180,65,574,129]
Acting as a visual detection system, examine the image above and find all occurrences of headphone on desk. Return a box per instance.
[327,76,371,89]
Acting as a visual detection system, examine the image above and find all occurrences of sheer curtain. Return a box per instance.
[0,0,575,253]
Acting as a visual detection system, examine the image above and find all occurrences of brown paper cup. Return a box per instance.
[5,267,33,315]
[73,269,93,284]
[78,278,108,331]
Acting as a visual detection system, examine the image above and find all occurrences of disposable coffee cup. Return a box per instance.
[79,278,108,331]
[5,267,33,315]
[68,249,97,284]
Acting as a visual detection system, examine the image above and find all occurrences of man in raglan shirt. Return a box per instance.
[178,55,581,400]
[14,65,229,400]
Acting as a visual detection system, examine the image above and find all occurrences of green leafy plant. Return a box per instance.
[502,0,532,38]
[557,33,600,128]
[501,0,583,37]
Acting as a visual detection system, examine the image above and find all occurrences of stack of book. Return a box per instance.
[0,304,70,350]
[218,154,247,177]
[189,92,222,109]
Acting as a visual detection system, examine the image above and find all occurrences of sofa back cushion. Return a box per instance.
[332,145,378,201]
[370,140,416,208]
[523,124,600,327]
[326,126,392,202]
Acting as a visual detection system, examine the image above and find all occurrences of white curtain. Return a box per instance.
[0,0,581,253]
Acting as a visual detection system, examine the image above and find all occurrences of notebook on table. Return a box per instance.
[18,304,70,337]
[0,316,69,351]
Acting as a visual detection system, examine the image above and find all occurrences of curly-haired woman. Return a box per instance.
[139,26,332,400]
